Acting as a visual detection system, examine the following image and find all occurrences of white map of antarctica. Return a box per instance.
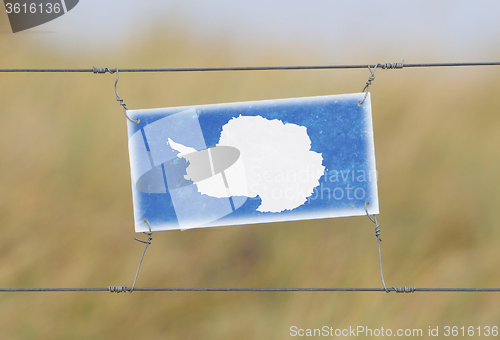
[127,93,378,232]
[169,116,325,213]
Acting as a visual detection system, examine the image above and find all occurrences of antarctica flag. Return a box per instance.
[127,93,379,232]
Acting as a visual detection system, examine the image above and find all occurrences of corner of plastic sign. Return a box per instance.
[364,92,372,106]
[134,220,148,233]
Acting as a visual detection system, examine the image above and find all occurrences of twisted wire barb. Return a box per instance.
[358,61,405,105]
[114,68,139,124]
[364,202,390,292]
[107,219,153,294]
[358,64,377,106]
[93,67,139,124]
[392,286,415,293]
[108,286,128,293]
[379,61,404,69]
[129,219,154,292]
[364,202,416,294]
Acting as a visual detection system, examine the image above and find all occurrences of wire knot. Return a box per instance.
[364,201,389,292]
[358,61,404,105]
[112,68,139,123]
[391,286,415,293]
[129,219,154,293]
[364,202,382,242]
[364,74,375,88]
[374,223,381,241]
[93,67,138,122]
[358,64,378,105]
[380,61,404,69]
[92,67,116,74]
[134,219,153,245]
[108,286,129,293]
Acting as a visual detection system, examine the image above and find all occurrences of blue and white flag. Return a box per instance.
[127,93,378,232]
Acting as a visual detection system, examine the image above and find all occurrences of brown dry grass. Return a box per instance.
[0,20,500,340]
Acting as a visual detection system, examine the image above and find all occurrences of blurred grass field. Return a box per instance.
[1,19,500,340]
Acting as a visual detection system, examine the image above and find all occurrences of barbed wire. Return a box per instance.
[0,287,499,293]
[1,60,499,294]
[0,61,499,73]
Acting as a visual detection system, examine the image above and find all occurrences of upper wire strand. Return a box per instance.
[2,61,498,72]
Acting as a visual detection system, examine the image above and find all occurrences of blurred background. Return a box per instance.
[1,1,500,339]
